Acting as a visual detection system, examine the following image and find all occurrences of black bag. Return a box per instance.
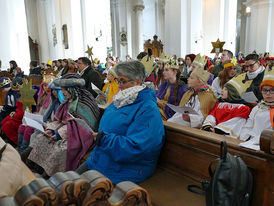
[188,141,253,206]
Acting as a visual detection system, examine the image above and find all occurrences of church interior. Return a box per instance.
[0,0,274,205]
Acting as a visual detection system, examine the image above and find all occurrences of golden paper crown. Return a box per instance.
[158,52,170,63]
[226,73,252,96]
[260,66,274,90]
[43,72,56,83]
[141,55,156,76]
[192,68,210,84]
[192,54,207,68]
[0,77,11,88]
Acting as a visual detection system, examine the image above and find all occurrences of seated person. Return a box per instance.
[202,79,251,139]
[17,84,62,153]
[211,60,238,99]
[96,68,119,106]
[0,101,24,147]
[0,77,21,126]
[26,73,100,176]
[240,67,274,149]
[168,67,217,128]
[29,60,42,76]
[76,61,165,184]
[157,62,188,120]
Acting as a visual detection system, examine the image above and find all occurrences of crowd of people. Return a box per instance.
[0,49,273,190]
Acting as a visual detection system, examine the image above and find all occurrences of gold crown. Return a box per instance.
[192,68,210,84]
[192,54,207,68]
[158,52,170,63]
[226,73,252,96]
[43,72,56,83]
[141,55,156,76]
[0,78,11,88]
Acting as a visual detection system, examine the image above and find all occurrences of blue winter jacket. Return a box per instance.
[86,88,165,184]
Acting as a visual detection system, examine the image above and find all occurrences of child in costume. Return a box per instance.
[202,76,251,138]
[157,61,188,120]
[168,54,217,128]
[240,67,274,150]
[0,77,21,126]
[96,68,119,106]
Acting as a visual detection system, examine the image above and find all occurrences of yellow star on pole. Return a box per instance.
[18,78,36,111]
[211,38,225,57]
[85,45,93,60]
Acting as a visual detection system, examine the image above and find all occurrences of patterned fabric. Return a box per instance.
[113,85,146,108]
[37,82,51,112]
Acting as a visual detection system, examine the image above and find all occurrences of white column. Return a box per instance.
[155,0,165,41]
[0,0,30,72]
[134,0,145,55]
[244,0,273,54]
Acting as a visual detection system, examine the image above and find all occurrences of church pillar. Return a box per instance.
[0,0,30,72]
[134,0,145,56]
[244,0,273,54]
[110,0,120,57]
[155,0,165,41]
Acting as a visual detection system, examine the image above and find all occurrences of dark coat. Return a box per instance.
[81,66,103,98]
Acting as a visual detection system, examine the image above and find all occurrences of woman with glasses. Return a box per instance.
[77,61,165,184]
[240,68,274,150]
[157,62,188,120]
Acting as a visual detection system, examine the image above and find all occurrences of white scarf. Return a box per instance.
[113,85,146,108]
[247,66,265,80]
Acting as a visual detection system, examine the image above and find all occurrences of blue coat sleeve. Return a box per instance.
[98,104,164,163]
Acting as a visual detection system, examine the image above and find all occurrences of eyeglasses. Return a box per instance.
[261,89,274,94]
[245,62,257,69]
[117,78,133,85]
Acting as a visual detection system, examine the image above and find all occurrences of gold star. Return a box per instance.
[85,45,93,59]
[18,78,36,111]
[211,38,225,57]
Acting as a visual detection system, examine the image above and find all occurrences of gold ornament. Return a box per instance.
[19,78,36,111]
[85,45,93,60]
[211,38,225,57]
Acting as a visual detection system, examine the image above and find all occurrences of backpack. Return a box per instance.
[188,141,253,206]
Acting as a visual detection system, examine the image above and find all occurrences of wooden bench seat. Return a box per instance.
[140,168,205,206]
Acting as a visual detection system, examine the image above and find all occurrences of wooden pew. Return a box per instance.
[140,121,274,206]
[0,170,152,206]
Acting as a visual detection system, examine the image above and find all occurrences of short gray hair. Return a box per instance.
[114,61,146,82]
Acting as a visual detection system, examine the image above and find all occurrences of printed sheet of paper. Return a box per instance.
[24,111,44,125]
[22,116,45,133]
[166,103,198,115]
[241,92,258,103]
[91,83,106,97]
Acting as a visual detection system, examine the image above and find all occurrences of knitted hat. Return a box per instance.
[192,68,210,84]
[223,82,242,102]
[260,67,274,90]
[0,77,11,89]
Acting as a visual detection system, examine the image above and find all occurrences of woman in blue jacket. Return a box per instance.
[76,61,165,184]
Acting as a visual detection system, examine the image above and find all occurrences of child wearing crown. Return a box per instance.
[239,67,274,150]
[168,55,217,128]
[202,79,251,138]
[0,77,21,127]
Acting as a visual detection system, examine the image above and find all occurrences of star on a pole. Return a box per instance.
[18,78,36,111]
[85,45,93,60]
[211,38,225,57]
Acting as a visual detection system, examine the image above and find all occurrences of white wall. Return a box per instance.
[143,0,156,41]
[0,0,30,72]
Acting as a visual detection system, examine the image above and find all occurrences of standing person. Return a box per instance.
[211,60,238,99]
[77,57,102,98]
[157,62,188,120]
[212,50,233,78]
[76,61,165,184]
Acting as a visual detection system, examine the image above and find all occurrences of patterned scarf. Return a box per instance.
[113,85,146,108]
[59,73,100,130]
